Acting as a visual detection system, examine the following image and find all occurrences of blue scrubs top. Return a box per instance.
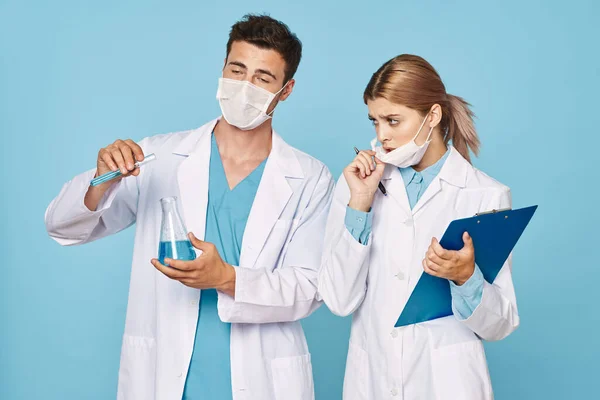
[183,134,267,399]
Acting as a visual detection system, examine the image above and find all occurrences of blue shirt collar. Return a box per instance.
[399,148,451,184]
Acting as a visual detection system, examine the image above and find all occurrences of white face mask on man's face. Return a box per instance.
[216,77,287,131]
[371,113,434,168]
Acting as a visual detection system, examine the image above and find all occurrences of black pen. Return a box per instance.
[354,147,387,196]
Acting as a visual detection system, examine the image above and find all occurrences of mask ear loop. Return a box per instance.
[265,81,290,115]
[413,109,436,145]
[412,112,430,141]
[423,125,435,144]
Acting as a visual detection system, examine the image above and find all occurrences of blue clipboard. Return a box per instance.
[394,205,537,328]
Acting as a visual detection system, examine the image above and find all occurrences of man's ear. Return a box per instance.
[278,79,295,102]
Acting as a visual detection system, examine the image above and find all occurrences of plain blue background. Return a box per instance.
[1,0,598,398]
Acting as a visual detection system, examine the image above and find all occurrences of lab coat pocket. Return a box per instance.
[271,353,314,400]
[117,335,156,400]
[430,339,492,400]
[343,343,370,400]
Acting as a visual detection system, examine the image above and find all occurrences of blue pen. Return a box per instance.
[354,147,387,196]
[90,153,157,187]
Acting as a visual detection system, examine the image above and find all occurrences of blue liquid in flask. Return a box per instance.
[158,240,196,265]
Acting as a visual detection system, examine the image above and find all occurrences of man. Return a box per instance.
[45,14,333,400]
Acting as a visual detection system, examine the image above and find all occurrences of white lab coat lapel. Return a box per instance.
[239,131,303,269]
[173,122,303,269]
[381,164,412,216]
[174,120,217,253]
[411,178,442,216]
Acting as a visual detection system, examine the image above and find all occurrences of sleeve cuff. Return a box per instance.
[344,206,373,245]
[217,266,244,322]
[50,169,122,227]
[449,265,484,320]
[344,206,371,229]
[450,264,484,299]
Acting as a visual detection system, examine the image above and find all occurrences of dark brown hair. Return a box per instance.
[227,14,302,83]
[364,54,480,162]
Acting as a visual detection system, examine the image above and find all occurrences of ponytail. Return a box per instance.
[445,95,480,163]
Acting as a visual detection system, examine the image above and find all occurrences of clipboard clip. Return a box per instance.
[474,207,512,217]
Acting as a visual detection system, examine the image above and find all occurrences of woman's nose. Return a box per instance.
[377,134,390,144]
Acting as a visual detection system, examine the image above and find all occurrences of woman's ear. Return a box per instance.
[429,104,443,128]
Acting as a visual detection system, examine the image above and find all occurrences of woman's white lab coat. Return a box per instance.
[318,147,519,400]
[45,118,334,400]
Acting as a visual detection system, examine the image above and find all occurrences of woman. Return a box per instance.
[318,54,519,400]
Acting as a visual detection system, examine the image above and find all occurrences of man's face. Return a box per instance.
[223,41,294,113]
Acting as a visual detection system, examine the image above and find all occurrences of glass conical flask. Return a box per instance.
[158,196,196,265]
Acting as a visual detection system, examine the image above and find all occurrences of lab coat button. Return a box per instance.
[391,387,399,396]
[190,300,198,307]
[395,271,405,280]
[177,372,183,378]
[390,329,398,338]
[404,218,413,227]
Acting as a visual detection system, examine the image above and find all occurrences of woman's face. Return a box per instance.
[367,97,438,152]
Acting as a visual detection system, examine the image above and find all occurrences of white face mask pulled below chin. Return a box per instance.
[371,113,434,168]
[216,77,287,131]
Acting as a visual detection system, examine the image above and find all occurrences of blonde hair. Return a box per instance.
[364,54,480,162]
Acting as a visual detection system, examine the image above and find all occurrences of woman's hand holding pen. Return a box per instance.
[344,150,385,212]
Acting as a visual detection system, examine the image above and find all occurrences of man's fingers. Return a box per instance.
[188,232,203,248]
[188,233,210,252]
[118,142,136,171]
[109,147,128,174]
[164,257,196,271]
[100,149,118,172]
[151,259,190,279]
[125,139,145,162]
[179,279,195,288]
